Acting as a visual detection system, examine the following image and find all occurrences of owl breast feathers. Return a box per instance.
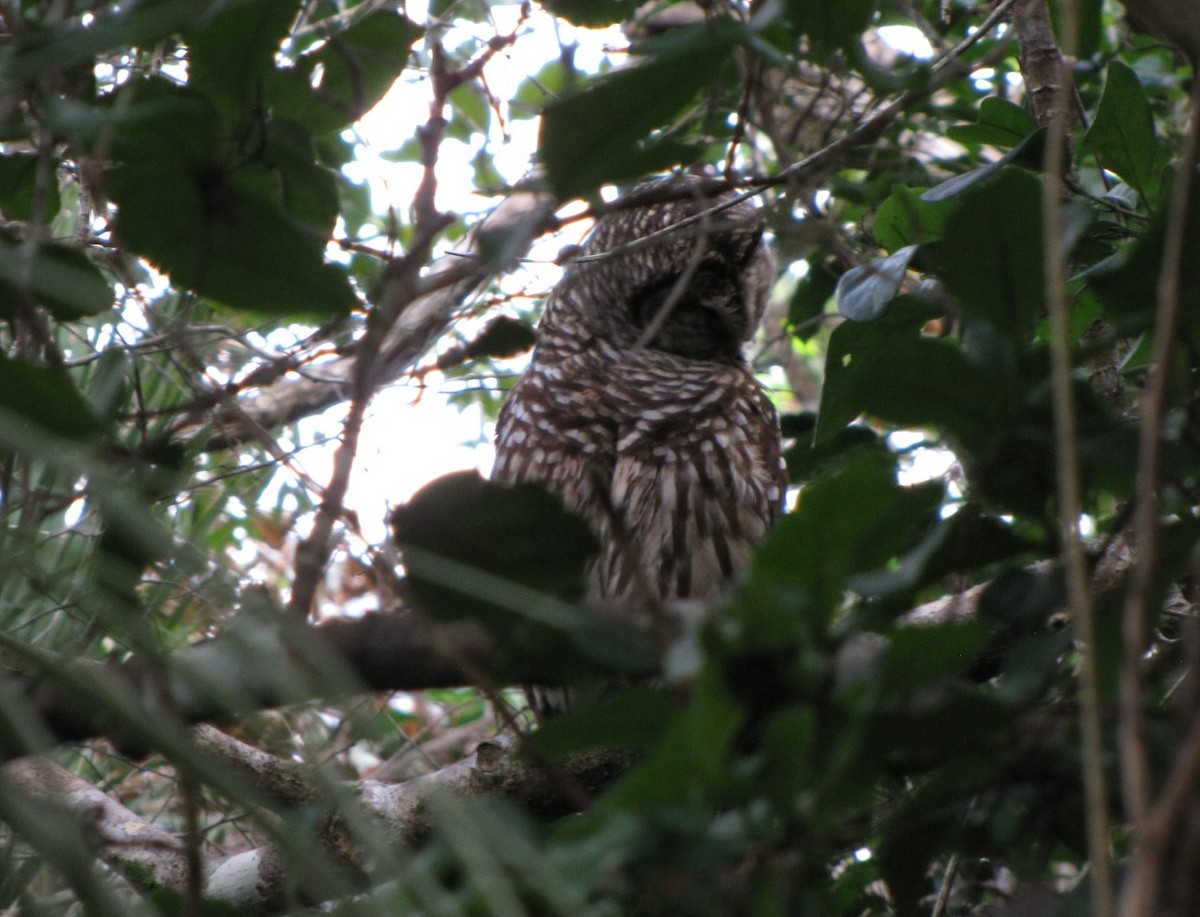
[493,175,786,652]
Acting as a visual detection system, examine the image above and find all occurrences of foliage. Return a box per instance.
[0,0,1197,915]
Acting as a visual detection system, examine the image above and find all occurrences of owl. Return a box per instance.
[492,175,786,716]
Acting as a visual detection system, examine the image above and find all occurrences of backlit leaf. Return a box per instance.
[539,20,743,198]
[1084,60,1162,202]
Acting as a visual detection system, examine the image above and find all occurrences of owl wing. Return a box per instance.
[601,360,784,605]
[493,354,618,542]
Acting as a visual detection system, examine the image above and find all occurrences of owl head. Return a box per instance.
[544,176,775,362]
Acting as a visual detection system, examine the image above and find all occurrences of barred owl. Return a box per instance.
[493,175,785,716]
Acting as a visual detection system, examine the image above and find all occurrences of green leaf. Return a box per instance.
[946,97,1038,148]
[459,317,537,361]
[978,565,1065,628]
[392,473,654,682]
[873,185,952,249]
[258,118,341,241]
[757,705,817,804]
[48,78,221,166]
[916,505,1039,583]
[392,471,598,602]
[542,0,641,26]
[268,11,421,135]
[1090,170,1200,334]
[879,619,991,694]
[0,234,113,320]
[84,349,130,425]
[186,0,302,125]
[109,161,356,316]
[750,451,939,620]
[930,167,1044,343]
[511,60,575,119]
[0,154,59,222]
[816,314,1018,452]
[538,20,743,199]
[79,80,354,316]
[783,412,893,481]
[528,686,679,758]
[0,353,105,441]
[783,0,876,57]
[1084,60,1162,202]
[446,83,491,140]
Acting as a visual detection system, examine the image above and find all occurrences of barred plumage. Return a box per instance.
[493,176,785,716]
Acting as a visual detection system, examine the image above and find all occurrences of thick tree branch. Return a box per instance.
[2,604,655,756]
[6,737,635,914]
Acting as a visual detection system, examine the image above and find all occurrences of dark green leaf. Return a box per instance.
[879,620,991,694]
[593,672,741,811]
[0,154,59,222]
[82,81,354,316]
[995,628,1073,705]
[873,185,953,249]
[816,304,1017,451]
[917,505,1040,582]
[1074,0,1104,57]
[186,0,302,124]
[0,353,105,441]
[1084,60,1162,202]
[109,162,356,316]
[878,758,997,912]
[461,317,537,361]
[750,451,940,619]
[259,118,341,241]
[48,79,221,166]
[930,167,1044,343]
[392,471,597,600]
[1090,171,1200,333]
[757,705,817,803]
[268,12,421,135]
[0,234,113,320]
[538,20,743,198]
[84,349,130,425]
[391,473,636,683]
[946,97,1038,148]
[528,687,679,758]
[783,412,894,481]
[783,0,876,57]
[542,0,641,27]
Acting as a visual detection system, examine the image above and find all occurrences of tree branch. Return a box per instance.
[6,737,635,914]
[185,188,556,454]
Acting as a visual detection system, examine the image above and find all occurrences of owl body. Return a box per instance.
[493,177,784,712]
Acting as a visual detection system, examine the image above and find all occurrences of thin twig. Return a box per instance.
[1117,81,1200,917]
[1038,0,1115,913]
[931,852,960,917]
